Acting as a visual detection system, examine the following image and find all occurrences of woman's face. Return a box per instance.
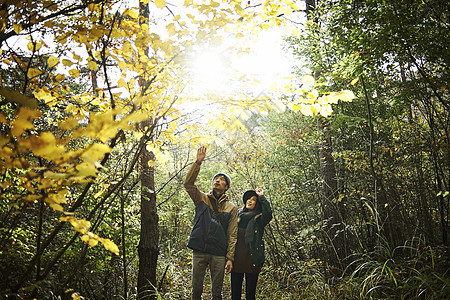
[246,196,258,211]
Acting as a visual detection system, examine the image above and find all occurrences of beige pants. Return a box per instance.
[191,250,226,300]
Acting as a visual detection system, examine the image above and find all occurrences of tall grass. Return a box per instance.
[345,235,449,299]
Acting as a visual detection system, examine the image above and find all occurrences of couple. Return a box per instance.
[184,146,273,300]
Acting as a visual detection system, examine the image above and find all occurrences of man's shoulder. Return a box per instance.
[222,199,237,211]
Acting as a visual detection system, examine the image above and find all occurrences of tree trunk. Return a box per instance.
[138,146,159,299]
[137,2,159,299]
[305,0,347,267]
[318,116,346,267]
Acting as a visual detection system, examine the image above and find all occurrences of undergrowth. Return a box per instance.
[133,237,449,299]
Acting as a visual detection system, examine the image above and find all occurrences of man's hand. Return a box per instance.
[196,146,206,164]
[225,260,233,274]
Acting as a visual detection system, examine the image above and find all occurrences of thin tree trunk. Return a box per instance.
[318,116,346,267]
[137,2,160,298]
[361,75,395,247]
[121,191,128,299]
[305,0,347,267]
[138,146,159,299]
[400,65,433,244]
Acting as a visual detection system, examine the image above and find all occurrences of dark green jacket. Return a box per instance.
[242,195,273,266]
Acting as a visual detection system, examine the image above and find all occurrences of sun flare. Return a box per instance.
[185,29,297,99]
[190,51,229,94]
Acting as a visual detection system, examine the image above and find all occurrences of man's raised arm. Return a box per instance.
[184,146,207,206]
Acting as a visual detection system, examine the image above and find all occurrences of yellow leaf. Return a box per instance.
[319,104,333,117]
[81,234,99,247]
[62,59,73,66]
[44,20,54,27]
[55,74,65,81]
[141,23,149,33]
[300,104,314,116]
[47,55,59,68]
[11,114,35,137]
[69,69,80,77]
[0,112,6,123]
[307,89,319,99]
[92,51,101,60]
[27,68,43,78]
[155,0,165,8]
[350,78,359,85]
[34,88,56,104]
[288,1,299,10]
[122,41,132,55]
[302,75,314,85]
[29,132,59,157]
[0,87,37,108]
[235,4,245,17]
[134,131,143,139]
[24,194,41,201]
[260,23,270,30]
[125,9,139,19]
[44,171,68,180]
[292,103,301,112]
[156,151,170,164]
[61,216,91,230]
[49,203,64,212]
[76,162,98,177]
[326,93,339,104]
[87,60,98,71]
[88,237,98,247]
[59,116,80,130]
[81,143,111,164]
[80,234,90,243]
[13,23,22,34]
[283,6,293,16]
[101,238,120,255]
[89,29,103,40]
[338,90,356,102]
[166,23,176,36]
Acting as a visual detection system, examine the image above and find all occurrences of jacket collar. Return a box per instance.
[209,190,228,203]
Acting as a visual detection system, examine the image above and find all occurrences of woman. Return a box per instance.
[231,188,273,300]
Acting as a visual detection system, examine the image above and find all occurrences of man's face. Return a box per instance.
[246,196,257,211]
[212,175,228,193]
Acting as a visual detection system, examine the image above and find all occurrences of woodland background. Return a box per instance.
[0,0,448,299]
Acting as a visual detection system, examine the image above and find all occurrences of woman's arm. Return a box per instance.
[256,189,273,226]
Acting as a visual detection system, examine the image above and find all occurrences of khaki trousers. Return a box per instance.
[191,250,226,300]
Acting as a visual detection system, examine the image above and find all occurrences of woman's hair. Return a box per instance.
[242,197,262,213]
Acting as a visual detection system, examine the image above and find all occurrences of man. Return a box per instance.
[184,146,238,300]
